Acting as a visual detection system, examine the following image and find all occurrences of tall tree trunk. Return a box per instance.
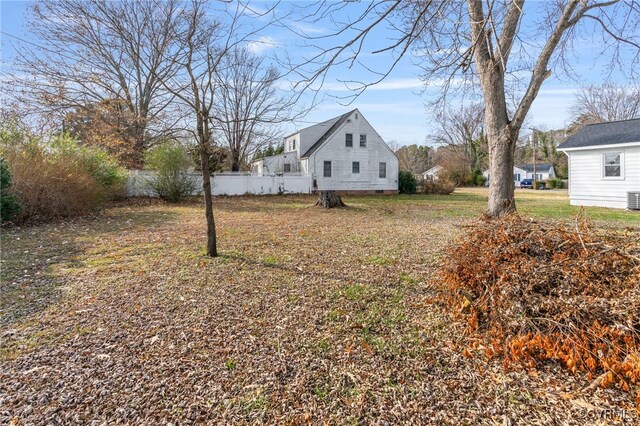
[198,114,217,257]
[131,121,146,169]
[486,126,517,216]
[480,65,518,216]
[231,158,240,172]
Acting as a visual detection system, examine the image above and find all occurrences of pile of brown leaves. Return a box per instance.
[437,213,640,401]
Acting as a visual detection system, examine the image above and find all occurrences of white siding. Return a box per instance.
[566,145,640,208]
[422,165,443,180]
[253,152,300,176]
[513,167,526,187]
[307,111,398,191]
[284,133,300,154]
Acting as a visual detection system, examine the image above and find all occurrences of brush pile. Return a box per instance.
[438,213,640,399]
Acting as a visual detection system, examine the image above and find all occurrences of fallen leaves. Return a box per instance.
[437,212,640,406]
[1,195,638,424]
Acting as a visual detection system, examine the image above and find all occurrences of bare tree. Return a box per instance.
[285,1,640,216]
[569,83,640,130]
[154,0,276,256]
[152,1,224,256]
[395,144,433,175]
[430,103,487,175]
[7,0,186,167]
[213,47,293,171]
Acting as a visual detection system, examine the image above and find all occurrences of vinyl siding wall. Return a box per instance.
[307,113,398,192]
[566,144,640,208]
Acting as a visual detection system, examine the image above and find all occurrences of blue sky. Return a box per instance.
[1,1,637,146]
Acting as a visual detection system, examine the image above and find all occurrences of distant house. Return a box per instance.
[251,109,399,194]
[421,165,444,181]
[558,118,640,209]
[483,163,556,187]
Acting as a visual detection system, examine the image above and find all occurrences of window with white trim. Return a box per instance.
[603,152,622,178]
[352,161,360,174]
[360,134,367,147]
[323,161,332,177]
[379,162,386,178]
[345,134,353,147]
[283,163,291,173]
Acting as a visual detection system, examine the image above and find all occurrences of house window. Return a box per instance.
[603,152,622,177]
[352,161,360,174]
[513,173,521,182]
[283,163,291,173]
[360,134,367,147]
[345,133,353,147]
[292,140,296,150]
[323,161,332,177]
[379,162,386,178]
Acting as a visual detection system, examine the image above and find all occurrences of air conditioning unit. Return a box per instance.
[628,191,640,210]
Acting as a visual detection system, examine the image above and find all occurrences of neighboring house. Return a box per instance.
[251,151,300,176]
[483,163,556,187]
[251,109,399,193]
[558,118,640,209]
[421,165,444,181]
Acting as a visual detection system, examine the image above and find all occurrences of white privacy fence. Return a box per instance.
[127,170,312,197]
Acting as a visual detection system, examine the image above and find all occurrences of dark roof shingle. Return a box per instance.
[300,109,356,158]
[517,163,553,173]
[557,118,640,149]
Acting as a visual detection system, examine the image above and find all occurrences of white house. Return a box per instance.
[421,165,444,181]
[251,109,399,194]
[251,151,300,176]
[483,163,556,187]
[558,118,640,209]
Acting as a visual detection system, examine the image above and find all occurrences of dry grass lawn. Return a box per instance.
[1,189,638,424]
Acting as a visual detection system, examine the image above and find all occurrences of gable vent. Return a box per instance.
[628,192,640,210]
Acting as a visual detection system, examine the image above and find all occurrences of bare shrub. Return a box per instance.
[1,132,126,223]
[143,141,197,203]
[419,178,455,195]
[4,142,101,221]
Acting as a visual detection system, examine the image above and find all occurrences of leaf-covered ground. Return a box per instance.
[1,190,638,425]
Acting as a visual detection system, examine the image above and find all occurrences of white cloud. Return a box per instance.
[290,22,327,36]
[242,4,269,17]
[536,87,580,96]
[318,77,425,92]
[245,36,279,55]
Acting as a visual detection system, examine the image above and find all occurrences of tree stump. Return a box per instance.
[314,191,346,208]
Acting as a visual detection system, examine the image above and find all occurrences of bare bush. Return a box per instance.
[1,132,125,222]
[143,142,197,203]
[419,178,455,195]
[4,143,101,221]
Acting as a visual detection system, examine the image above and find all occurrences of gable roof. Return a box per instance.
[517,163,553,173]
[300,109,356,158]
[557,118,640,150]
[422,165,443,175]
[284,115,342,140]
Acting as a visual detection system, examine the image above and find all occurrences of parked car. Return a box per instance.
[520,179,546,189]
[520,179,534,189]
